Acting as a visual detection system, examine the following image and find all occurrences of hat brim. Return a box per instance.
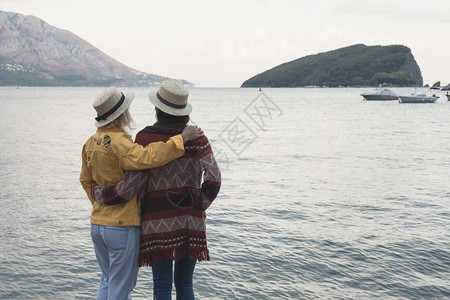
[95,92,134,127]
[148,93,192,116]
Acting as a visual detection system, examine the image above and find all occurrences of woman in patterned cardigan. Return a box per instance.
[91,80,221,300]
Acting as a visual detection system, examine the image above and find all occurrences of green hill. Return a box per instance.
[241,44,423,87]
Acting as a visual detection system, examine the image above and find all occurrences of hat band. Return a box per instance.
[95,93,125,121]
[157,92,187,109]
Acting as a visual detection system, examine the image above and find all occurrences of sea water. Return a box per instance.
[0,87,449,299]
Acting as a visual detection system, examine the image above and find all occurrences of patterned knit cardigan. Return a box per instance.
[91,125,221,266]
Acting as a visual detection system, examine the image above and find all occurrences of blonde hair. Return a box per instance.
[105,108,135,132]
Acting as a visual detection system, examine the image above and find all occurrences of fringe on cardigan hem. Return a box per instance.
[139,244,210,267]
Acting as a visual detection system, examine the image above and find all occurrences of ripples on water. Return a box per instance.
[0,87,449,299]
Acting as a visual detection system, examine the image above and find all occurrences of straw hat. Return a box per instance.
[148,80,192,116]
[93,87,134,127]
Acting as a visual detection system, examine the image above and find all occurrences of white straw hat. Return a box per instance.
[148,80,192,116]
[93,87,134,127]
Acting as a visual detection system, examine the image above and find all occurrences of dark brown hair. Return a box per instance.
[154,108,189,126]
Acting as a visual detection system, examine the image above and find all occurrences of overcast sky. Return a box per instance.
[2,0,449,87]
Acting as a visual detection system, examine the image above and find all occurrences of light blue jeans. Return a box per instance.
[90,224,140,300]
[151,255,197,300]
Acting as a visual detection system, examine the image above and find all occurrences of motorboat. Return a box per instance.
[399,94,437,103]
[361,88,398,100]
[399,88,439,103]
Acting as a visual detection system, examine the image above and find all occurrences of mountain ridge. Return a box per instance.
[0,11,191,87]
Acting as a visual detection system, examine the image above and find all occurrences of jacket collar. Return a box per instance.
[96,127,125,133]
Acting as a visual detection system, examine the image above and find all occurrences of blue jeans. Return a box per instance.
[90,224,140,300]
[151,255,197,300]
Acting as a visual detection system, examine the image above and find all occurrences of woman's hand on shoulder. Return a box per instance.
[181,125,204,143]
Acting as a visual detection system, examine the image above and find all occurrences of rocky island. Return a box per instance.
[241,44,423,87]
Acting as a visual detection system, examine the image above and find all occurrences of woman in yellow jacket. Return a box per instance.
[80,87,202,300]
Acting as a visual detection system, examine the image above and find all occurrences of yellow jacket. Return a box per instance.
[80,127,184,226]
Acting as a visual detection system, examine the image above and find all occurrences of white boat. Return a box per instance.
[361,88,398,100]
[399,90,439,103]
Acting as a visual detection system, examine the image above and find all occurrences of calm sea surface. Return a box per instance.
[0,87,449,299]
